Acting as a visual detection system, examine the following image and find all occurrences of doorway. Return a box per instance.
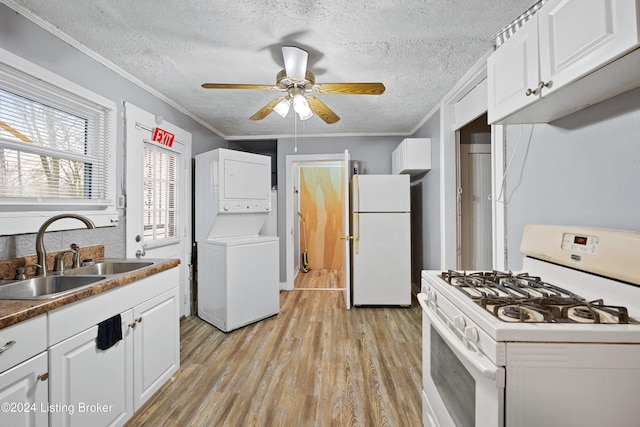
[296,164,344,289]
[299,165,344,271]
[457,113,492,270]
[439,50,506,271]
[284,153,350,296]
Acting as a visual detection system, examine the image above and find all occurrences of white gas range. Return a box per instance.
[418,225,640,427]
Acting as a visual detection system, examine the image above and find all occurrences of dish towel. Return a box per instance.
[96,314,123,350]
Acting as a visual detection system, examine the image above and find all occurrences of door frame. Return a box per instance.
[439,49,507,270]
[124,102,193,317]
[284,153,346,291]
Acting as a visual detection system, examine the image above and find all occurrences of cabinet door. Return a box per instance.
[49,310,133,427]
[133,288,179,410]
[0,352,48,427]
[538,0,640,93]
[487,15,540,123]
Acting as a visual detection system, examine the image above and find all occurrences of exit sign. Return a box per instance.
[152,127,175,148]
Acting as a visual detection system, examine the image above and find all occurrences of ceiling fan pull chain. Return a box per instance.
[294,114,298,153]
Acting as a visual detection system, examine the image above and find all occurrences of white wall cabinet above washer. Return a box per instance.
[488,0,640,124]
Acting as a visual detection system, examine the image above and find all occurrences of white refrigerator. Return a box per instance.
[352,174,411,306]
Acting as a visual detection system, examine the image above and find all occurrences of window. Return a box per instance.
[143,144,178,242]
[0,48,116,234]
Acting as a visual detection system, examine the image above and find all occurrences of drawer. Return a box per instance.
[0,315,47,373]
[48,267,178,345]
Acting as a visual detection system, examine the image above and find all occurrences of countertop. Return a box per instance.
[0,258,180,329]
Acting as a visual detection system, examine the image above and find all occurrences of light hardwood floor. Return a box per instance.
[294,268,343,289]
[126,273,422,426]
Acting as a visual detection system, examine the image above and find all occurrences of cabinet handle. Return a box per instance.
[37,373,49,381]
[129,322,137,329]
[129,318,142,329]
[135,317,142,323]
[526,81,551,97]
[538,80,551,91]
[0,340,16,354]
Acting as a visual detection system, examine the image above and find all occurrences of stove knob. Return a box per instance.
[465,326,479,343]
[425,290,436,302]
[453,316,466,330]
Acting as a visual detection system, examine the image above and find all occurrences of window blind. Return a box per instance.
[0,62,112,207]
[143,144,179,241]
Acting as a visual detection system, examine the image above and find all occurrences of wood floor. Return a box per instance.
[294,268,343,289]
[126,271,423,427]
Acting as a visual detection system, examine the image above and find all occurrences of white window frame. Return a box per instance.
[0,47,117,235]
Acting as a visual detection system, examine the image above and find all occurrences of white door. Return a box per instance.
[460,143,492,270]
[124,103,192,317]
[342,149,351,309]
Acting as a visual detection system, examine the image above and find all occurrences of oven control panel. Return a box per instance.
[521,225,640,286]
[561,233,599,255]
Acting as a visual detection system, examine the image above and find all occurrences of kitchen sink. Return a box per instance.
[0,275,107,300]
[64,260,153,276]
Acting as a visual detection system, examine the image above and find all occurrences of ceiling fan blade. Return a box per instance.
[249,97,287,121]
[201,83,275,90]
[306,96,340,124]
[282,46,308,81]
[314,82,386,95]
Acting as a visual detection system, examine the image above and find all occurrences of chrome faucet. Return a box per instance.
[35,214,95,276]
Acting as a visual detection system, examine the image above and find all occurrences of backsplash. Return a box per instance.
[0,213,126,261]
[0,244,105,280]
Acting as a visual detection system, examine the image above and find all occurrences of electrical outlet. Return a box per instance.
[117,195,126,208]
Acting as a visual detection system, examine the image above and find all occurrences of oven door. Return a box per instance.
[418,292,505,427]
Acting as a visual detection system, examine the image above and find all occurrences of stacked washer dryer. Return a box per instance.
[195,148,279,332]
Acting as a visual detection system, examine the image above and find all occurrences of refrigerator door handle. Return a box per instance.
[353,212,359,254]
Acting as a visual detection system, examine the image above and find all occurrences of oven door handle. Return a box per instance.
[418,293,505,388]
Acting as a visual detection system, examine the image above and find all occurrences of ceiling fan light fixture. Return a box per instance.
[201,45,384,125]
[273,98,291,118]
[293,93,313,120]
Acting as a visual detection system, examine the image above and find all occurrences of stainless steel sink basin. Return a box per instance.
[0,275,106,300]
[65,260,153,276]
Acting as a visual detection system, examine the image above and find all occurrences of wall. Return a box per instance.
[0,5,225,259]
[503,86,640,270]
[409,112,442,284]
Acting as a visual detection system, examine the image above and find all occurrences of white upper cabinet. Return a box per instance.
[488,0,640,124]
[487,14,540,123]
[392,138,431,175]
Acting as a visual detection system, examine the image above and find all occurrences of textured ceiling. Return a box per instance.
[3,0,534,139]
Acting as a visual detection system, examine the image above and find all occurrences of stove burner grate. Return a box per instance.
[439,270,633,324]
[562,299,630,324]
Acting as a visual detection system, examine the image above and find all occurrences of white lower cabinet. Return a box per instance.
[133,290,180,410]
[0,352,48,427]
[46,266,180,427]
[49,310,133,427]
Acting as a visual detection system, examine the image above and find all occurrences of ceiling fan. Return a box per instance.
[201,46,385,124]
